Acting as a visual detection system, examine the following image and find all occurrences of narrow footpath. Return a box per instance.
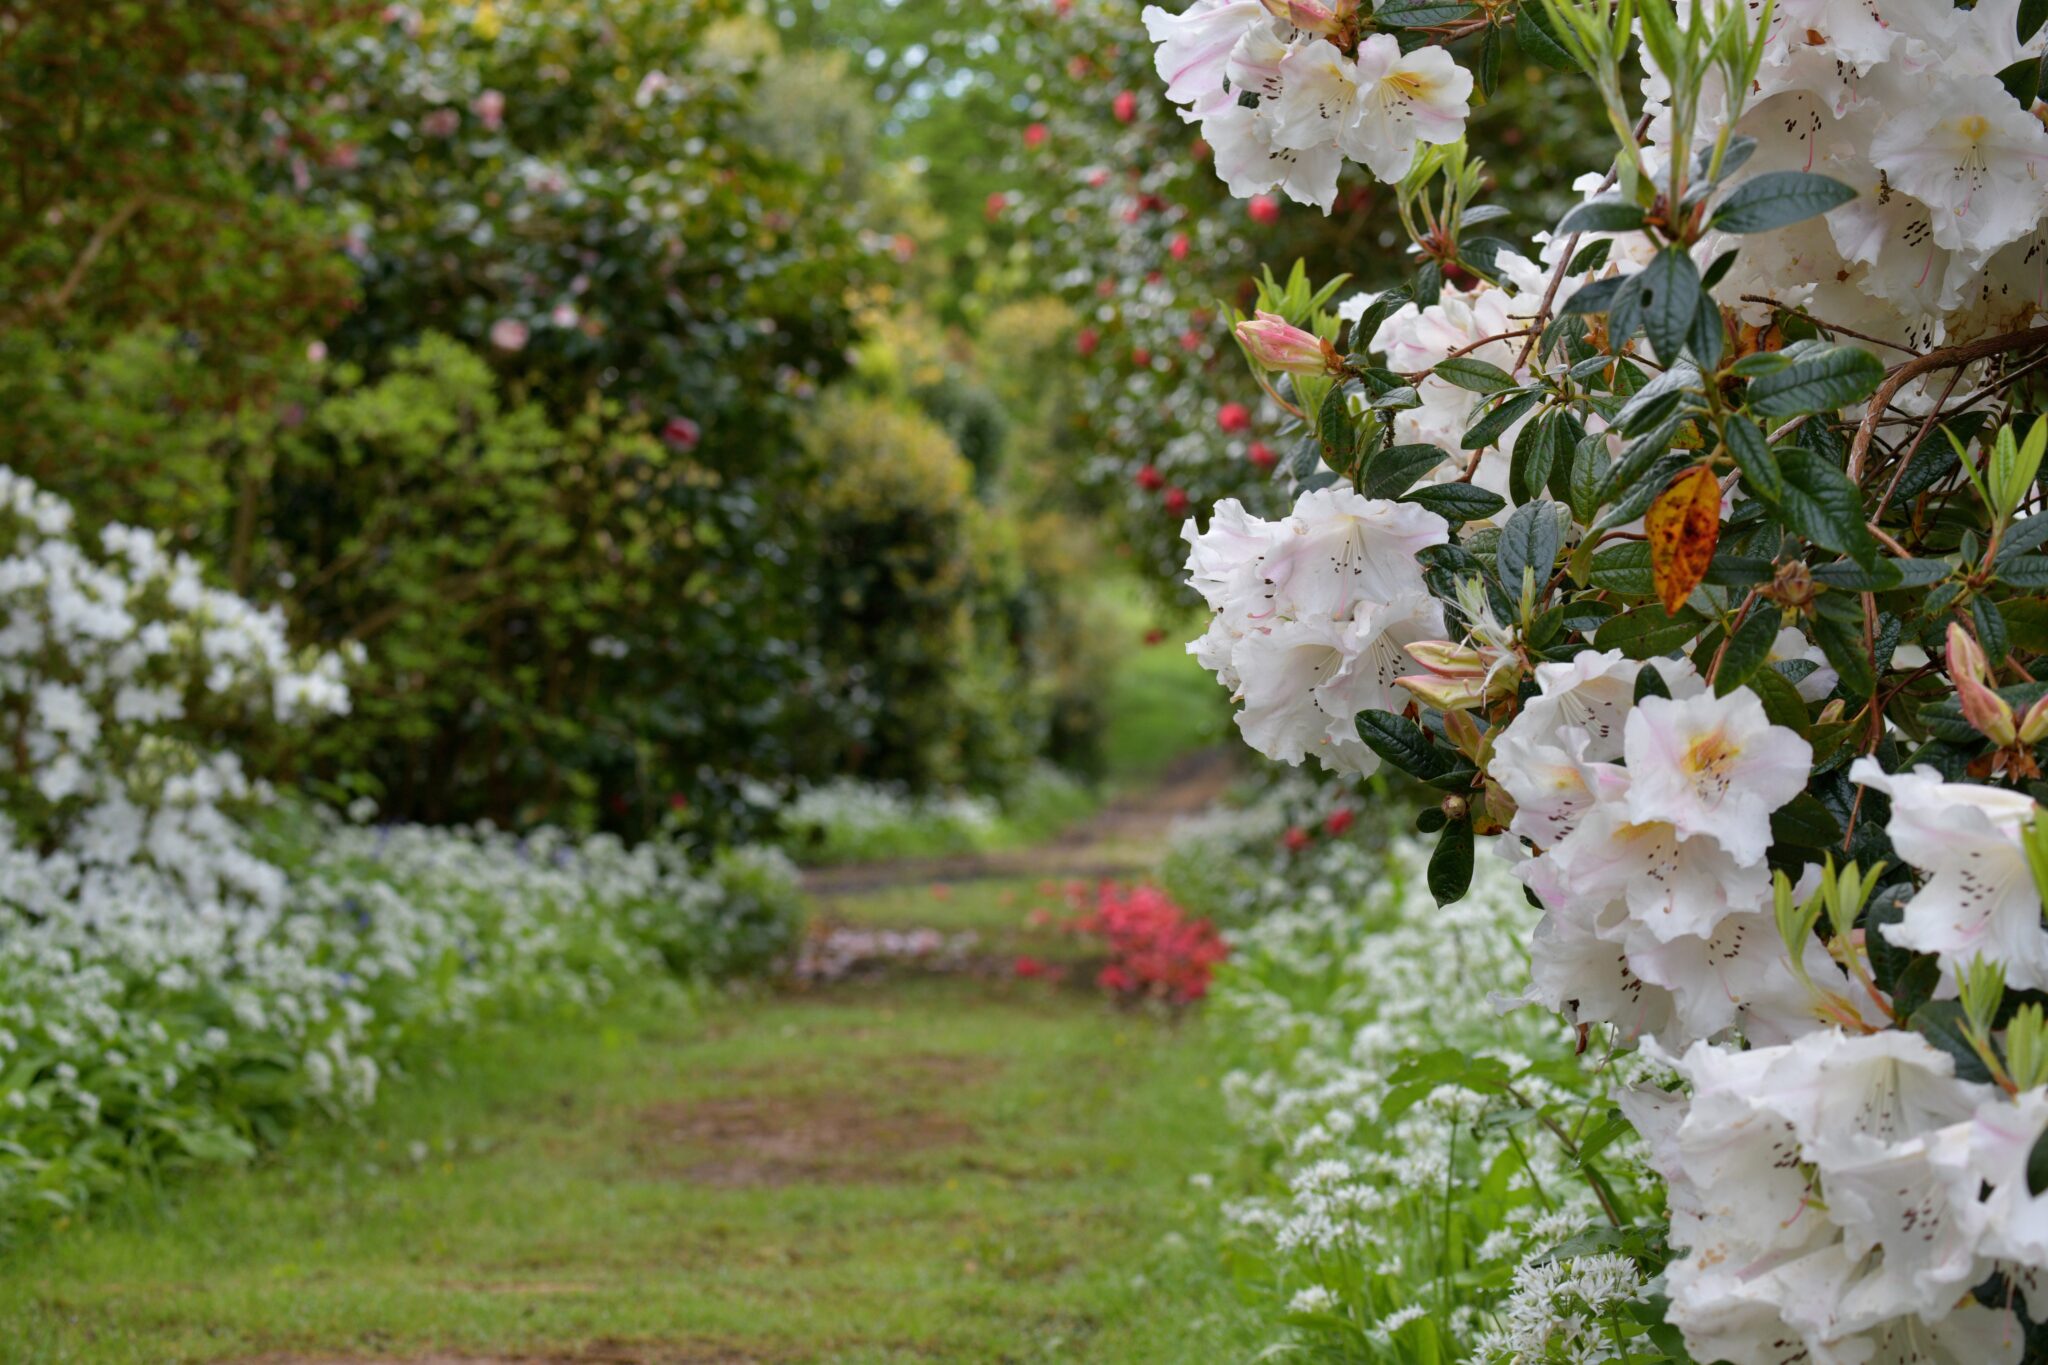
[1,760,1257,1365]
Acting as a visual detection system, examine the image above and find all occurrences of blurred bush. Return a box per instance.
[0,0,1128,838]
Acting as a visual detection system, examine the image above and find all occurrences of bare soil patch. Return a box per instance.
[634,1087,977,1187]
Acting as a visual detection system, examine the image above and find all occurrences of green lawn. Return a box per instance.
[1094,581,1229,788]
[1,878,1260,1364]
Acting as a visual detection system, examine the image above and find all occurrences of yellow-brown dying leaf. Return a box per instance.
[1646,462,1722,615]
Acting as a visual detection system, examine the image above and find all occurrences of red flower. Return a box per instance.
[1282,825,1312,853]
[1113,90,1139,123]
[1071,882,1228,1005]
[1179,329,1203,352]
[1024,122,1049,148]
[1143,627,1167,645]
[1248,193,1281,225]
[1323,808,1356,837]
[1014,955,1049,979]
[1132,346,1152,367]
[1217,402,1252,434]
[1248,440,1277,470]
[1163,487,1190,517]
[661,416,701,451]
[1135,464,1165,491]
[1076,327,1100,357]
[1170,232,1191,261]
[984,191,1008,221]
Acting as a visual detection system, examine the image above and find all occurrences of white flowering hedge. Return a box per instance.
[1171,811,1659,1360]
[1147,0,2048,1355]
[0,470,799,1235]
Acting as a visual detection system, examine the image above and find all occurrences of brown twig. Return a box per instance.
[1847,327,2048,482]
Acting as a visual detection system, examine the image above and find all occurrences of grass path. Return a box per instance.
[0,794,1258,1363]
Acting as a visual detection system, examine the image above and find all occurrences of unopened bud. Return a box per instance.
[1395,672,1489,711]
[1234,311,1338,375]
[1403,639,1489,677]
[1949,621,2017,748]
[1441,794,1468,821]
[1256,0,1347,32]
[2021,692,2048,746]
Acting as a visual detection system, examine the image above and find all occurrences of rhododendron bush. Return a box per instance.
[1150,0,2048,1354]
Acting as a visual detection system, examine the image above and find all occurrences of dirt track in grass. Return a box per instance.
[3,753,1259,1365]
[799,746,1238,898]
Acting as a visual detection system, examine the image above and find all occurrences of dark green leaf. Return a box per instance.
[1709,171,1857,233]
[1558,197,1645,235]
[1714,608,1781,694]
[1596,605,1707,658]
[2021,0,2048,45]
[1770,791,1842,848]
[1435,356,1518,394]
[1516,0,1582,69]
[1569,431,1610,524]
[1745,344,1885,420]
[1374,0,1480,23]
[1776,446,1878,565]
[1589,540,1656,595]
[1996,554,2048,589]
[1812,609,1876,700]
[1498,501,1566,593]
[1428,819,1475,906]
[1639,248,1702,366]
[1402,482,1507,523]
[1362,443,1453,499]
[1462,390,1541,450]
[1567,238,1612,274]
[1356,709,1455,779]
[1908,1000,1994,1085]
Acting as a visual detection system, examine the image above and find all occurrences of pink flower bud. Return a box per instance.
[1247,194,1281,226]
[1257,0,1346,32]
[1395,672,1490,711]
[1217,402,1252,434]
[1948,621,2017,747]
[2022,693,2048,746]
[1403,640,1488,677]
[1113,91,1139,123]
[1236,312,1333,375]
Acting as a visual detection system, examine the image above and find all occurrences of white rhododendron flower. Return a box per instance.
[1850,757,2048,989]
[1271,35,1471,182]
[1632,1031,2024,1364]
[1183,487,1446,775]
[1144,0,1470,204]
[1622,689,1812,866]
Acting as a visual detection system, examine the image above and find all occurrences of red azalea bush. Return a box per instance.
[1066,881,1227,1005]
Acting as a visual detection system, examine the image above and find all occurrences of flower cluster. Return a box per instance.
[1625,1028,2035,1363]
[1150,0,2048,1353]
[1165,806,1654,1359]
[1067,881,1229,1003]
[1183,487,1447,773]
[1144,0,1475,208]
